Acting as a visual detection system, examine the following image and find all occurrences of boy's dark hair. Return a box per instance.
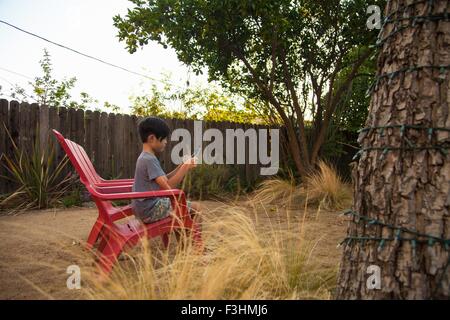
[137,116,170,143]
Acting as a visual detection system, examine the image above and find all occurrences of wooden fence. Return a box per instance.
[0,99,289,195]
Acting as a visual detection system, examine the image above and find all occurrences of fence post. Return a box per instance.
[0,99,9,194]
[39,104,49,151]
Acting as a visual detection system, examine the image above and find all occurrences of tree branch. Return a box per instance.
[279,45,311,168]
[310,48,373,165]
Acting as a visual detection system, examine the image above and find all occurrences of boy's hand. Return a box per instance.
[182,155,198,169]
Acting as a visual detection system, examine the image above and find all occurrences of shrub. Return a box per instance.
[0,129,76,214]
[182,164,244,200]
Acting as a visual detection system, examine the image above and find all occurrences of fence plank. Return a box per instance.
[171,117,182,172]
[91,110,100,168]
[160,118,171,171]
[125,114,135,178]
[39,105,49,151]
[115,113,124,179]
[186,118,194,156]
[122,114,129,178]
[6,101,20,193]
[99,112,109,178]
[48,107,59,137]
[48,106,59,175]
[131,115,140,177]
[30,103,39,150]
[0,99,9,194]
[120,114,127,178]
[18,102,30,155]
[85,110,93,158]
[68,108,77,141]
[58,107,69,177]
[0,99,8,156]
[58,107,68,137]
[75,109,85,145]
[108,113,116,178]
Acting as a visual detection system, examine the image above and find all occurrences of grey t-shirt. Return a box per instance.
[131,151,166,220]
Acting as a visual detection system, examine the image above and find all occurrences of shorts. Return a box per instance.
[140,197,193,224]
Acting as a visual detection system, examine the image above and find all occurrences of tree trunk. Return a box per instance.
[336,0,450,299]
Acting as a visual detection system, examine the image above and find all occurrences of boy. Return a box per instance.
[131,116,201,224]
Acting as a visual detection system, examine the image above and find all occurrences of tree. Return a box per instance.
[113,0,385,177]
[336,0,449,299]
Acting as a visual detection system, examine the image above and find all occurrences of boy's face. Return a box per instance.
[147,134,167,153]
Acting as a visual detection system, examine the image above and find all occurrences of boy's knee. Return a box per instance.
[190,201,201,213]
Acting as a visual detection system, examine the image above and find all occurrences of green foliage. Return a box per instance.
[332,47,377,133]
[103,101,122,113]
[61,185,84,208]
[130,73,268,124]
[315,45,377,159]
[0,127,76,214]
[181,164,246,200]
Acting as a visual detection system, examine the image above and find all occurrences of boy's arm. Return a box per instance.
[166,163,183,179]
[155,164,189,189]
[155,158,196,189]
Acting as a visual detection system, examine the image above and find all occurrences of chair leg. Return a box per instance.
[98,239,124,275]
[192,223,203,254]
[86,218,104,250]
[97,231,109,255]
[161,233,169,249]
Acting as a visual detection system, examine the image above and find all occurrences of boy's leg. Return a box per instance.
[141,198,172,223]
[189,201,202,222]
[188,201,202,239]
[174,201,202,245]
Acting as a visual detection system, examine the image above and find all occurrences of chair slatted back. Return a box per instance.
[52,130,114,224]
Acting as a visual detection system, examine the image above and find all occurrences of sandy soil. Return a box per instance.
[0,199,347,300]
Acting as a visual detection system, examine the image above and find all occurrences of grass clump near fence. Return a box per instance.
[251,161,352,211]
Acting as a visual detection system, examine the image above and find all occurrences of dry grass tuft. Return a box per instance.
[303,161,352,210]
[250,160,352,211]
[250,174,297,208]
[84,204,337,300]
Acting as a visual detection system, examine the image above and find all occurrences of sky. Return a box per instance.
[0,0,208,112]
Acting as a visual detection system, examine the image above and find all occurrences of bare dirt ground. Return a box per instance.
[0,199,347,299]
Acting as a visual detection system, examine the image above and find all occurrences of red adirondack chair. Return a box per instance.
[53,130,134,249]
[52,130,202,274]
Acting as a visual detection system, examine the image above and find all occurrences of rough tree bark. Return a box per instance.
[336,0,450,299]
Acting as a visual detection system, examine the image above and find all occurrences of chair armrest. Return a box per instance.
[98,178,134,184]
[96,185,133,194]
[85,185,189,218]
[88,186,186,204]
[95,181,134,187]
